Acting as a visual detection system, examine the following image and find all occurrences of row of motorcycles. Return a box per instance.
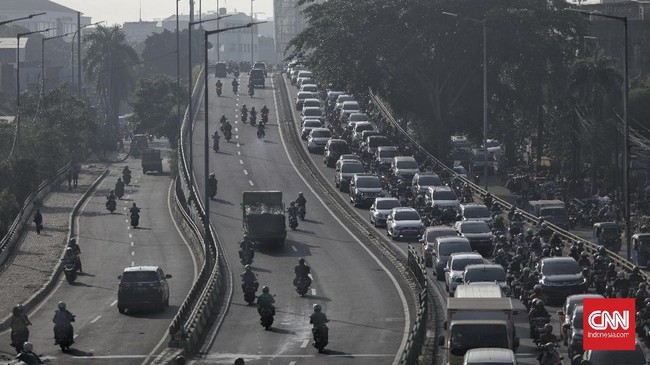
[216,77,255,97]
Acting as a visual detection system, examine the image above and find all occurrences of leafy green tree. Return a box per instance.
[83,25,139,146]
[569,48,623,192]
[130,75,184,146]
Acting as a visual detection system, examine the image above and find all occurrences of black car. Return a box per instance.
[117,266,171,313]
[323,139,351,167]
[537,257,587,302]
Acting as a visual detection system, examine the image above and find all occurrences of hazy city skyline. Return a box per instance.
[53,0,274,27]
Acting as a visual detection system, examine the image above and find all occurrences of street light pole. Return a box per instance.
[202,22,265,239]
[442,12,488,190]
[569,9,631,260]
[42,33,72,95]
[13,28,51,160]
[177,0,181,132]
[251,0,254,66]
[0,12,45,27]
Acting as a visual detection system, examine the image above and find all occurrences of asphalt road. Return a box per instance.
[188,74,412,364]
[0,141,196,365]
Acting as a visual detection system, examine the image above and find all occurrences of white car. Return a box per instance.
[386,207,425,241]
[375,146,399,166]
[369,197,401,227]
[391,156,420,181]
[444,252,485,295]
[301,106,324,124]
[301,119,322,140]
[348,112,369,124]
[426,186,460,211]
[460,203,494,227]
[302,98,321,110]
[339,101,361,123]
[307,128,332,153]
[300,84,318,93]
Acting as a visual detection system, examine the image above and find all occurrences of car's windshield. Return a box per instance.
[304,108,322,116]
[449,324,509,356]
[121,271,158,283]
[542,260,581,276]
[396,160,418,169]
[329,142,349,152]
[311,130,331,138]
[573,309,584,329]
[540,207,565,217]
[601,227,619,239]
[460,222,489,234]
[418,176,441,186]
[464,206,491,218]
[426,229,456,241]
[341,163,364,173]
[454,166,468,174]
[379,150,399,158]
[486,140,500,148]
[377,200,401,210]
[337,96,354,104]
[355,124,373,133]
[357,177,382,189]
[394,211,421,221]
[433,190,458,200]
[350,114,368,121]
[588,346,645,364]
[343,103,360,110]
[297,92,313,100]
[302,85,317,91]
[304,121,321,128]
[369,137,390,148]
[298,72,312,78]
[439,242,470,256]
[452,257,484,271]
[465,267,505,282]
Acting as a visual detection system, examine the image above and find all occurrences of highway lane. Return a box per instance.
[0,141,196,364]
[189,73,412,364]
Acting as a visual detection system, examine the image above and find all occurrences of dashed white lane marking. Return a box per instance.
[243,170,248,175]
[236,134,239,139]
[131,251,135,256]
[237,151,241,155]
[300,340,309,348]
[235,127,238,132]
[125,219,129,223]
[291,245,298,252]
[239,160,244,165]
[91,315,101,324]
[131,242,134,246]
[248,180,254,186]
[311,288,316,295]
[237,143,240,148]
[129,233,132,238]
[131,261,134,266]
[110,300,117,306]
[289,362,296,365]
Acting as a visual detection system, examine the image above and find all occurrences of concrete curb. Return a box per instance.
[0,169,109,332]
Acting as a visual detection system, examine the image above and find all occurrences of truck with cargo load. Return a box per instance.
[439,297,519,365]
[141,148,163,174]
[242,191,286,247]
[527,199,569,230]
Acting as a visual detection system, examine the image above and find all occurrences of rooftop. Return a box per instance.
[2,0,78,14]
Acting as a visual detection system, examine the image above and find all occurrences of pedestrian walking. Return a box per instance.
[72,163,80,188]
[33,209,43,234]
[10,305,31,353]
[67,169,72,191]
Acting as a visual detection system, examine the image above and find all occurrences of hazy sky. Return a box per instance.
[53,0,274,26]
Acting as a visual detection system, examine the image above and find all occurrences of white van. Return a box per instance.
[455,283,504,298]
[464,348,517,365]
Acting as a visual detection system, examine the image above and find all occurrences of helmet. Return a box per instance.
[68,238,76,246]
[523,267,531,274]
[66,247,73,252]
[533,237,541,244]
[298,258,305,264]
[517,233,525,240]
[527,229,533,236]
[262,286,269,293]
[499,235,507,242]
[536,300,545,309]
[117,177,122,182]
[210,173,215,178]
[581,251,589,258]
[552,232,559,238]
[245,265,251,271]
[633,266,640,273]
[298,192,304,197]
[132,203,137,207]
[617,271,625,279]
[313,304,322,312]
[23,342,33,352]
[58,301,66,310]
[544,323,553,333]
[542,248,550,256]
[642,225,649,233]
[598,246,607,255]
[645,297,650,307]
[263,104,266,108]
[251,106,256,110]
[639,283,646,290]
[290,201,295,206]
[534,285,542,293]
[608,263,616,270]
[110,189,115,194]
[242,104,246,108]
[541,223,548,229]
[497,249,505,255]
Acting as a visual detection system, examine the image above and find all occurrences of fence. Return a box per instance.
[401,245,428,364]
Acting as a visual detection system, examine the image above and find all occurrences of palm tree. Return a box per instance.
[83,25,139,146]
[569,47,622,194]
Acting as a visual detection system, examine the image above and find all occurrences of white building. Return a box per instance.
[0,0,91,39]
[122,21,162,43]
[273,0,311,61]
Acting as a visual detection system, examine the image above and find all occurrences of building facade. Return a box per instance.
[0,0,91,39]
[122,21,162,43]
[273,0,309,62]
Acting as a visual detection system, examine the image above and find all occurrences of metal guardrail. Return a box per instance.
[368,90,649,286]
[402,245,428,364]
[166,66,225,353]
[0,162,71,267]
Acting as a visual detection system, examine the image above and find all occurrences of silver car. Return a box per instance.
[307,128,332,153]
[369,197,401,227]
[444,252,485,295]
[386,207,425,241]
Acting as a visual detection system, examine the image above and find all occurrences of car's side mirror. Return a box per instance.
[166,274,172,279]
[117,275,122,280]
[455,277,463,282]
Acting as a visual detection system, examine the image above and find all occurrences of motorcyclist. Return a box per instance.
[231,77,239,92]
[215,79,222,94]
[10,305,31,353]
[219,114,227,125]
[630,266,644,285]
[537,324,558,345]
[260,104,269,120]
[208,173,218,197]
[16,342,41,365]
[67,238,81,255]
[529,299,550,319]
[518,267,532,286]
[52,301,75,345]
[605,263,617,282]
[594,245,610,266]
[294,258,312,287]
[130,203,141,222]
[530,236,542,257]
[508,205,517,221]
[250,106,257,121]
[287,201,299,219]
[577,251,591,269]
[295,192,307,210]
[257,286,275,316]
[636,283,649,310]
[115,178,125,198]
[240,239,254,259]
[122,165,131,177]
[310,304,330,353]
[106,190,117,203]
[241,265,258,291]
[538,222,553,242]
[494,249,510,269]
[483,192,493,208]
[241,104,248,117]
[525,229,534,244]
[493,215,506,232]
[493,235,509,254]
[248,79,255,93]
[613,271,631,297]
[256,122,265,137]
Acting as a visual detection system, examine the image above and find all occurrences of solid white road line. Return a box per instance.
[239,159,244,165]
[248,180,254,186]
[243,170,248,175]
[90,315,101,324]
[291,245,298,252]
[110,300,117,306]
[300,340,309,348]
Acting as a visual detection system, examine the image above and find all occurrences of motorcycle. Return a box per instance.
[106,199,116,214]
[63,263,77,283]
[538,343,563,365]
[259,306,274,330]
[224,129,232,142]
[295,276,310,297]
[233,84,239,94]
[243,282,258,305]
[530,316,551,340]
[261,113,268,125]
[289,215,298,230]
[312,327,329,353]
[257,127,265,139]
[248,85,255,97]
[240,249,254,266]
[115,184,124,199]
[241,111,248,123]
[123,171,131,186]
[131,212,140,228]
[250,114,257,126]
[216,84,222,96]
[298,205,306,221]
[213,137,219,152]
[54,320,75,351]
